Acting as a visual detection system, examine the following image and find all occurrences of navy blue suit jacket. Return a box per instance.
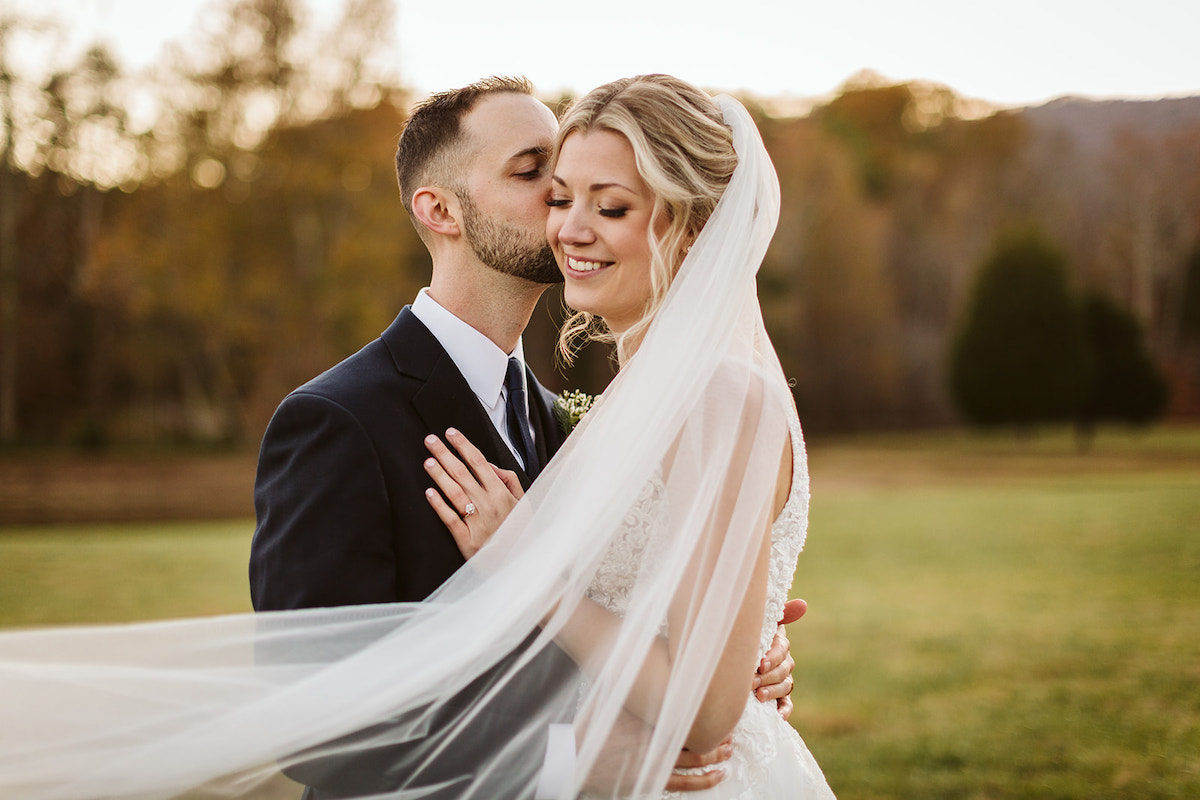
[251,306,565,609]
[249,307,570,798]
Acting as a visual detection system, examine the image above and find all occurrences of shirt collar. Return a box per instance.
[411,288,524,412]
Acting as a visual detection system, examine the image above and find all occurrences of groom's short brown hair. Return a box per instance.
[394,76,535,227]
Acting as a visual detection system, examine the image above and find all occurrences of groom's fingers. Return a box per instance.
[664,770,724,792]
[755,645,795,698]
[665,739,732,791]
[776,693,794,721]
[756,671,795,703]
[756,654,794,691]
[756,626,791,684]
[673,739,732,768]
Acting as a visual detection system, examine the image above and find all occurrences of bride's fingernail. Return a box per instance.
[424,434,437,445]
[446,428,459,438]
[424,458,436,469]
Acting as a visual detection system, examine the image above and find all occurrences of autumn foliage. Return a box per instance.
[1,3,1197,448]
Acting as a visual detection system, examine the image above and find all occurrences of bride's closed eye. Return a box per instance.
[545,198,627,219]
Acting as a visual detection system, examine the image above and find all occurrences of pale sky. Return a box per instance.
[7,0,1200,108]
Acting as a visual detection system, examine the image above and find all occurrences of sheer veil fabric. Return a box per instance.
[0,96,801,799]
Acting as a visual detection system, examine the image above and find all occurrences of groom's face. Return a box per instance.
[455,93,561,284]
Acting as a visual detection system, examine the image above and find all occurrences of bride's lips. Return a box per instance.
[563,254,614,278]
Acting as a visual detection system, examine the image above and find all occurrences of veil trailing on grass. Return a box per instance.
[0,95,792,799]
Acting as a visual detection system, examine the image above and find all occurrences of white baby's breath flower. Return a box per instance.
[553,389,596,435]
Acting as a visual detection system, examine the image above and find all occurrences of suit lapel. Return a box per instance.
[413,355,533,488]
[384,308,534,490]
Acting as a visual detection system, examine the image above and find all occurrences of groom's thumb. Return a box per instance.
[779,598,807,625]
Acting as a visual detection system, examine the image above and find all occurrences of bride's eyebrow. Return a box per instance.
[551,175,634,193]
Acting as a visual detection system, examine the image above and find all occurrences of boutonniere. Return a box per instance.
[553,389,597,435]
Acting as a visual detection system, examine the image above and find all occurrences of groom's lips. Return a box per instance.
[564,255,614,277]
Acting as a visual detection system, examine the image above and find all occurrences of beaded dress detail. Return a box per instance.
[585,407,835,799]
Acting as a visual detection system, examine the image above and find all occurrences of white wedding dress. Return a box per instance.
[585,409,836,799]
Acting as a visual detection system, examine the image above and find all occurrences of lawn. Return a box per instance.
[0,521,254,626]
[794,426,1200,799]
[1,426,1198,798]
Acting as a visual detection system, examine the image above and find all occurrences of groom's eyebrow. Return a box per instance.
[509,146,548,162]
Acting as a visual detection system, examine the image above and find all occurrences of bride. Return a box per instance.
[422,74,835,799]
[0,75,834,799]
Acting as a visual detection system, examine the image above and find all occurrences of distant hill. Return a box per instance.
[1020,95,1200,155]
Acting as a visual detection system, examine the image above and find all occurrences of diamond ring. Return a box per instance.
[463,503,477,518]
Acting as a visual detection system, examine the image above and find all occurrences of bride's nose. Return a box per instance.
[555,206,595,247]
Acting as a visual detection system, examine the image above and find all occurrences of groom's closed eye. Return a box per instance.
[509,147,549,181]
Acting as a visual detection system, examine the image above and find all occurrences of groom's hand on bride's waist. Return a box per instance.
[580,712,731,792]
[754,597,806,720]
[666,738,734,791]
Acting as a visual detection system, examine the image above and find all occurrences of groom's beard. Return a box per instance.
[459,191,562,285]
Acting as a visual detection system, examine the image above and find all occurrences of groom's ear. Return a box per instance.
[411,187,461,238]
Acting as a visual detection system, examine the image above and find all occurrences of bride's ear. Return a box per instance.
[411,187,461,238]
[681,230,698,257]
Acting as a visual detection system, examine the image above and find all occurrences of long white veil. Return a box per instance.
[0,95,794,799]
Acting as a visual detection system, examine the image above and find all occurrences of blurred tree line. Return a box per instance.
[948,227,1168,443]
[1,0,1197,449]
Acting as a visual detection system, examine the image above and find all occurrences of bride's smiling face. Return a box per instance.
[546,130,661,334]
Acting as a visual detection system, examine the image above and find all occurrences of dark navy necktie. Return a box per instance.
[505,357,539,479]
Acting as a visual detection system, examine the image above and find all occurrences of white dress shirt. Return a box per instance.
[411,288,534,470]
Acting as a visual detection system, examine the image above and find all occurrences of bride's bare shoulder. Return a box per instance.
[702,357,795,514]
[704,356,792,421]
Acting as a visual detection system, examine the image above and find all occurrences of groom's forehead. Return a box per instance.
[462,94,555,162]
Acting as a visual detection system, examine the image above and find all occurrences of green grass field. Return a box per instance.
[0,521,254,626]
[2,426,1198,798]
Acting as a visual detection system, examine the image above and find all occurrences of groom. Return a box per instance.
[250,76,799,798]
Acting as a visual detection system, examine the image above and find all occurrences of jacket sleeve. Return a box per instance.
[250,390,397,611]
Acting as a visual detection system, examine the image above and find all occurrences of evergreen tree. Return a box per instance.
[949,228,1087,427]
[1077,290,1168,431]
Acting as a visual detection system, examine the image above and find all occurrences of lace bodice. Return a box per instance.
[585,408,809,659]
[583,408,822,799]
[759,410,810,654]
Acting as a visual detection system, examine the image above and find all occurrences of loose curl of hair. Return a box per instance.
[553,75,738,366]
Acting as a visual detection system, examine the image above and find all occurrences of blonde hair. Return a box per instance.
[554,75,737,366]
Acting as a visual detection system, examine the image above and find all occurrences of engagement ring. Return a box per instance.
[463,503,477,518]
